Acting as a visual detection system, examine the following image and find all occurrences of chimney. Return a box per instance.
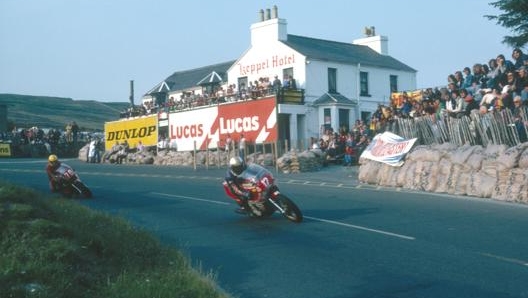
[250,6,287,46]
[353,27,388,55]
[272,5,278,18]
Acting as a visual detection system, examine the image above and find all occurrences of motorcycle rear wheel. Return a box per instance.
[276,194,303,223]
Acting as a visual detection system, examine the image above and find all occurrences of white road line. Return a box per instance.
[150,192,415,240]
[151,192,230,205]
[305,216,416,241]
[478,252,528,267]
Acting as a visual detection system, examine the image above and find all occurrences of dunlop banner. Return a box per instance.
[0,143,11,157]
[104,115,158,151]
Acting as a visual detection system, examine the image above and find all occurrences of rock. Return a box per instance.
[358,142,528,204]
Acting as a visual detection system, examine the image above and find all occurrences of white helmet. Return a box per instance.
[229,156,246,176]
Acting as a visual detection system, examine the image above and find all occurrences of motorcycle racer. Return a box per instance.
[46,154,62,192]
[224,156,251,213]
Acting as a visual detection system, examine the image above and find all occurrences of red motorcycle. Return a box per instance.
[223,164,303,223]
[54,163,92,198]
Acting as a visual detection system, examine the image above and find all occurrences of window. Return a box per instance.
[238,77,248,91]
[328,68,337,93]
[338,108,349,132]
[360,71,369,96]
[390,75,398,93]
[324,108,331,125]
[282,67,294,83]
[323,108,332,131]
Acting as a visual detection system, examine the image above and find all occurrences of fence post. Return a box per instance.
[205,139,209,170]
[217,141,221,169]
[193,140,197,171]
[274,141,278,172]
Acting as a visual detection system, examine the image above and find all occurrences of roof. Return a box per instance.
[146,60,236,95]
[197,71,223,86]
[145,34,416,97]
[282,34,416,73]
[312,92,358,106]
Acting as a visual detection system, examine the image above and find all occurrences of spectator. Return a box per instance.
[463,93,479,117]
[461,67,475,93]
[354,135,369,157]
[400,96,413,117]
[480,88,497,109]
[87,138,98,163]
[65,122,73,143]
[117,140,129,164]
[272,75,282,92]
[136,140,145,152]
[454,71,464,90]
[225,134,233,152]
[512,95,527,142]
[287,75,297,90]
[502,71,519,110]
[472,63,486,90]
[516,66,528,103]
[71,121,79,143]
[512,48,528,70]
[446,89,464,118]
[487,58,500,90]
[343,144,355,167]
[239,133,246,161]
[158,136,169,151]
[496,54,515,87]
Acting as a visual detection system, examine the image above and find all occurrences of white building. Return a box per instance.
[143,5,416,146]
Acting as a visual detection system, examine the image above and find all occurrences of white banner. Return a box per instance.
[167,97,278,151]
[360,131,417,167]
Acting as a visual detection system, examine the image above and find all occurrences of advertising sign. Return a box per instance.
[104,115,158,151]
[168,97,278,151]
[0,143,11,157]
[360,131,417,167]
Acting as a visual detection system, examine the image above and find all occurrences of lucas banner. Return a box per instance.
[168,97,277,151]
[360,131,417,166]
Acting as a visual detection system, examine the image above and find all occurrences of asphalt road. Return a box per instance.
[2,158,528,298]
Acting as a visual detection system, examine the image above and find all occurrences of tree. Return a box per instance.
[486,0,528,48]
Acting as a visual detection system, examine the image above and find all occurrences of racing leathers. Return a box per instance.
[224,169,250,207]
[46,161,61,192]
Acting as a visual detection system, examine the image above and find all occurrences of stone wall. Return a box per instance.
[358,143,528,204]
[79,145,326,173]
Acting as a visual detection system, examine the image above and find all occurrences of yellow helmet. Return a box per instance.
[48,154,58,163]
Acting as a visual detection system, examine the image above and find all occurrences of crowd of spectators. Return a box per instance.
[120,74,299,118]
[0,122,100,158]
[116,48,528,165]
[387,48,528,121]
[310,48,528,164]
[311,119,372,166]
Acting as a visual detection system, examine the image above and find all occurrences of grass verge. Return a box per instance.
[0,180,232,298]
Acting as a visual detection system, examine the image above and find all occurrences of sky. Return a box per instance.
[0,0,516,103]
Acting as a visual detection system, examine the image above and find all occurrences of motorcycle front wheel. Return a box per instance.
[276,194,303,223]
[72,181,92,198]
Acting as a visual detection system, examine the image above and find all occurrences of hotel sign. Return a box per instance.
[238,53,296,76]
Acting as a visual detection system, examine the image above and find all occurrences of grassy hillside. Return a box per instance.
[0,180,231,298]
[0,94,130,131]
